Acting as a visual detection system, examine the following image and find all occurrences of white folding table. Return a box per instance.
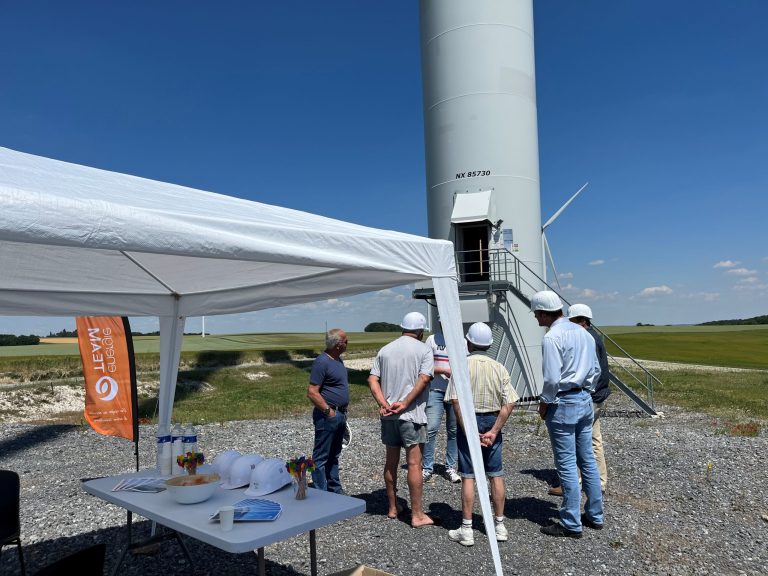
[82,471,366,575]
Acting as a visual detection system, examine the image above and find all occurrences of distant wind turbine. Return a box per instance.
[541,182,588,290]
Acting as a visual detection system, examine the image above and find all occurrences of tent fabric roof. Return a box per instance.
[0,147,458,316]
[0,146,505,576]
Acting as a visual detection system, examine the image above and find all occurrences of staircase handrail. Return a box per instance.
[484,247,658,411]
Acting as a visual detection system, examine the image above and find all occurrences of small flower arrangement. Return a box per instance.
[286,455,315,478]
[177,451,205,475]
[286,455,315,500]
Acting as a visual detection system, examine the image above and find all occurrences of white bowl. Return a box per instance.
[165,473,220,504]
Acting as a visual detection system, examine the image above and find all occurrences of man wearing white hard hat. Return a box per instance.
[445,322,518,547]
[531,290,604,538]
[368,311,434,527]
[568,304,611,493]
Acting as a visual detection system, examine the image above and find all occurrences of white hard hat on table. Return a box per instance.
[244,458,293,497]
[221,454,265,489]
[212,450,242,485]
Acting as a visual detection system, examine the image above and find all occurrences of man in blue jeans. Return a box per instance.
[423,327,461,484]
[307,328,349,494]
[532,290,604,538]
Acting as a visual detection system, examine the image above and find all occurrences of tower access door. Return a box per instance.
[456,223,490,283]
[451,190,496,284]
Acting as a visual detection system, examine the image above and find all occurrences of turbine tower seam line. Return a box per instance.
[424,22,533,45]
[426,91,536,111]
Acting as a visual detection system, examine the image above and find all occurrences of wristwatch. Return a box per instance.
[322,406,331,416]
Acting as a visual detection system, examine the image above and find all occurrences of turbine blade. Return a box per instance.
[543,233,562,290]
[542,182,589,231]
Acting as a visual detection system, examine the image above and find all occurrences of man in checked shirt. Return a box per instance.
[444,322,518,547]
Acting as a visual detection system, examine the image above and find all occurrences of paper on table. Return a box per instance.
[112,477,167,492]
[209,498,282,522]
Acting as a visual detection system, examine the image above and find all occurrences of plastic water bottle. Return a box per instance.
[156,424,172,476]
[182,423,198,454]
[171,423,184,476]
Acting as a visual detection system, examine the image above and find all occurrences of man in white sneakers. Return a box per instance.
[445,322,518,546]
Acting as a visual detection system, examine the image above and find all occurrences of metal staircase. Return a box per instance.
[415,247,660,416]
[489,248,659,416]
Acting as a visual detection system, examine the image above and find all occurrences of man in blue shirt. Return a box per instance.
[307,328,349,494]
[532,291,604,538]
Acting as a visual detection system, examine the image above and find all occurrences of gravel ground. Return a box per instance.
[1,392,767,576]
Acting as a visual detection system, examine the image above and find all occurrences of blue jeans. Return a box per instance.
[422,388,457,473]
[545,391,604,532]
[456,412,503,478]
[311,408,346,493]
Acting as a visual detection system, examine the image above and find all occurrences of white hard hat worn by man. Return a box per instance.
[531,290,604,538]
[444,322,518,546]
[401,311,427,331]
[567,302,611,494]
[367,312,434,528]
[530,290,563,313]
[567,303,593,320]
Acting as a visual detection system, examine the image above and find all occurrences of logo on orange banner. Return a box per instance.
[77,317,138,441]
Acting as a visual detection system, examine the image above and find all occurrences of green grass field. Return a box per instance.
[1,326,766,426]
[604,325,768,370]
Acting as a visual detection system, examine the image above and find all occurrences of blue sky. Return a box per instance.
[1,1,766,335]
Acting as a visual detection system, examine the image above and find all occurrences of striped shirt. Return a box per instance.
[445,352,519,412]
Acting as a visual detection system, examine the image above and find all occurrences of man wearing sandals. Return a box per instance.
[368,312,435,528]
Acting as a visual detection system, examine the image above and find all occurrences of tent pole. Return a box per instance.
[158,296,186,429]
[434,277,504,576]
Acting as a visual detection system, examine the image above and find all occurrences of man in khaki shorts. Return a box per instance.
[368,312,434,528]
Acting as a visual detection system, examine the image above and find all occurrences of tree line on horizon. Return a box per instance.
[698,314,768,326]
[364,322,401,332]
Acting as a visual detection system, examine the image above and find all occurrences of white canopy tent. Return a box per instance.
[0,146,505,574]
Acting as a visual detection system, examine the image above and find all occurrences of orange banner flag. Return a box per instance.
[77,316,138,441]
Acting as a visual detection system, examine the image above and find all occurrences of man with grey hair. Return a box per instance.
[307,328,349,493]
[368,312,434,527]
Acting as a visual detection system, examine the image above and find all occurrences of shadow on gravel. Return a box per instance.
[519,467,559,487]
[351,489,458,530]
[0,424,77,460]
[4,520,305,576]
[504,496,559,527]
[351,489,404,518]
